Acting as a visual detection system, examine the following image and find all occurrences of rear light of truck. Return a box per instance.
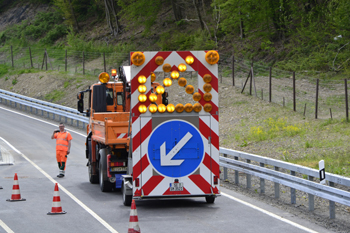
[135,178,140,187]
[214,176,218,185]
[110,162,125,167]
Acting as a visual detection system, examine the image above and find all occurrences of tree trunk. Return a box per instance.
[67,0,79,31]
[193,0,204,30]
[171,0,183,21]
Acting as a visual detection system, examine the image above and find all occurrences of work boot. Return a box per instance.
[57,174,64,178]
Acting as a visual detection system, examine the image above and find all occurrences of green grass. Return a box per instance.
[44,90,65,102]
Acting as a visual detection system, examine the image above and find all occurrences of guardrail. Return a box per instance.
[0,89,88,128]
[219,147,350,219]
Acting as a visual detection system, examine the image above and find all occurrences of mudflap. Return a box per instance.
[115,173,126,189]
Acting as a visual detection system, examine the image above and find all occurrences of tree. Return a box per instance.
[53,0,80,31]
[104,0,121,36]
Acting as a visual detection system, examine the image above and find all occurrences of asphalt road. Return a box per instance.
[0,105,331,233]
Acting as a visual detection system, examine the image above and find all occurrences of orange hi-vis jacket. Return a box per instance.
[54,131,72,152]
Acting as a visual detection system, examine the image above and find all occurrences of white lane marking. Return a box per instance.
[0,106,86,137]
[0,220,14,233]
[221,192,319,233]
[0,137,118,233]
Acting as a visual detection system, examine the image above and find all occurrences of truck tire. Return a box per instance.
[88,140,99,184]
[205,196,215,204]
[122,181,132,206]
[99,148,113,192]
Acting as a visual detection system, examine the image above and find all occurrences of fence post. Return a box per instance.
[65,49,67,72]
[290,170,296,204]
[223,154,227,181]
[269,67,272,102]
[83,51,85,75]
[345,79,348,121]
[11,45,14,67]
[234,156,239,185]
[329,181,335,219]
[45,49,48,71]
[308,176,314,211]
[293,71,296,111]
[232,55,235,86]
[103,52,106,72]
[260,162,265,194]
[304,103,307,116]
[246,159,251,189]
[315,79,319,119]
[29,47,33,68]
[274,166,280,198]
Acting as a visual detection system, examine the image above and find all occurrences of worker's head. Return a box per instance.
[59,123,65,132]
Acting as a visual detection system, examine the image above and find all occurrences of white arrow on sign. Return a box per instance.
[160,132,193,166]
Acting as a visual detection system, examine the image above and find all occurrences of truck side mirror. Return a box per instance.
[77,99,84,113]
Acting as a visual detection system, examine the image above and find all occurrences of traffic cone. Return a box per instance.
[6,173,26,202]
[47,183,66,215]
[128,199,140,233]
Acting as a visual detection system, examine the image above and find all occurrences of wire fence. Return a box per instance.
[0,45,349,120]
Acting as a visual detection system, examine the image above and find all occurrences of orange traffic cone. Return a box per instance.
[6,173,26,202]
[128,199,140,233]
[47,183,66,215]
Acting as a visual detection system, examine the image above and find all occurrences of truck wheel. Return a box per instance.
[205,196,215,204]
[88,140,99,184]
[99,148,113,192]
[122,181,132,206]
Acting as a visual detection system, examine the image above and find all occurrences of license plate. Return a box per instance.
[170,182,183,191]
[111,167,127,172]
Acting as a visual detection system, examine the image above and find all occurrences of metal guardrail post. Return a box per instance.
[223,154,228,181]
[260,162,265,194]
[291,171,296,204]
[234,156,239,185]
[329,181,335,219]
[274,166,280,198]
[246,159,251,188]
[308,175,314,211]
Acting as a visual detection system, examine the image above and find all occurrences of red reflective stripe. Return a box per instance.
[199,118,219,150]
[132,154,149,181]
[142,176,164,196]
[188,174,211,194]
[203,153,220,177]
[132,120,152,152]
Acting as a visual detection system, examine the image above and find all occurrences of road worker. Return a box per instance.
[51,123,72,178]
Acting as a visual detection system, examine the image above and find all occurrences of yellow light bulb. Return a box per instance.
[178,63,187,72]
[203,83,212,93]
[193,103,202,112]
[175,103,184,113]
[138,75,147,84]
[155,56,164,66]
[178,77,187,87]
[149,93,158,102]
[204,103,212,112]
[138,94,147,102]
[138,85,147,93]
[163,78,172,87]
[203,93,212,102]
[203,74,212,83]
[186,85,194,94]
[184,103,193,113]
[171,70,180,79]
[151,72,156,82]
[193,92,202,101]
[205,50,220,65]
[98,72,110,84]
[156,86,165,94]
[185,56,194,65]
[149,104,158,113]
[138,105,147,113]
[167,104,175,113]
[163,63,172,73]
[158,104,166,113]
[131,52,145,66]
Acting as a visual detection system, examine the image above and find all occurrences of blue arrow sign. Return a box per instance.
[148,120,205,178]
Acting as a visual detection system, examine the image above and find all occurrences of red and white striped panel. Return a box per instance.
[131,51,219,197]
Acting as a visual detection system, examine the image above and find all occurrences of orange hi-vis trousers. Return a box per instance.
[56,150,67,171]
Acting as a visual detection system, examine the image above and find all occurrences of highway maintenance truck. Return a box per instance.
[77,51,220,206]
